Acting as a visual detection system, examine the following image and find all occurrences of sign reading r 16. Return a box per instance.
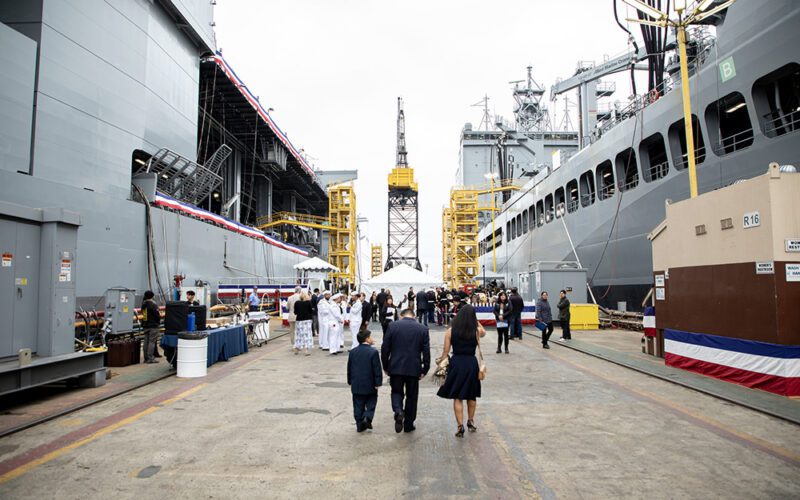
[743,211,760,229]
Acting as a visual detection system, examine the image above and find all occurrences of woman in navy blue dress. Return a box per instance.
[436,304,486,437]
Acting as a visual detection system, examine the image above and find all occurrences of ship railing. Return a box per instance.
[580,193,595,206]
[712,128,754,156]
[598,184,616,200]
[566,199,579,213]
[647,161,670,181]
[674,146,707,169]
[762,110,800,138]
[618,178,639,191]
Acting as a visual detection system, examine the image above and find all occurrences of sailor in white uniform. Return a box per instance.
[347,291,362,351]
[328,293,345,355]
[317,290,332,350]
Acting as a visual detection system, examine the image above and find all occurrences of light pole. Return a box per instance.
[484,172,499,273]
[623,0,735,198]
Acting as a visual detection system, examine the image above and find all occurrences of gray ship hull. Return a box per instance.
[479,0,800,309]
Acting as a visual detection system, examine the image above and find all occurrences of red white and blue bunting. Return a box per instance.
[153,192,308,257]
[665,329,800,397]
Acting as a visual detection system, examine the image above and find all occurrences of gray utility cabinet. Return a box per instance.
[105,288,136,335]
[523,262,588,303]
[0,202,79,358]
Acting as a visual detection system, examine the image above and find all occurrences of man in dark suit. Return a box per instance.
[415,290,428,325]
[509,287,525,340]
[376,288,387,312]
[360,293,372,331]
[347,330,383,432]
[381,308,430,433]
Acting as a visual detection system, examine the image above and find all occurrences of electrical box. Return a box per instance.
[105,288,135,335]
[527,262,588,303]
[182,285,211,306]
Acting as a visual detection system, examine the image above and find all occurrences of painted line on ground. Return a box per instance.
[0,333,290,484]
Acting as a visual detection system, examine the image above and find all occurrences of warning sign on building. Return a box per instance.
[1,253,11,267]
[59,259,72,282]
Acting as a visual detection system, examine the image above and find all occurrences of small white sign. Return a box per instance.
[655,275,665,287]
[787,263,800,282]
[665,269,669,280]
[786,239,800,252]
[655,287,665,300]
[742,211,760,228]
[756,261,774,274]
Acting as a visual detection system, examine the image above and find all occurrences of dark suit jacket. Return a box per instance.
[347,344,382,395]
[361,300,372,323]
[381,317,430,377]
[376,292,387,309]
[416,291,428,311]
[510,293,524,316]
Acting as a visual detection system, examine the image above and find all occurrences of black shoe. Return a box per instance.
[505,350,509,354]
[404,425,416,433]
[364,417,373,430]
[356,422,365,433]
[394,412,404,433]
[496,348,501,354]
[467,420,477,432]
[543,344,550,349]
[145,359,159,364]
[455,425,465,438]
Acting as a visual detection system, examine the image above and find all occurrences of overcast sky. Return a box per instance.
[214,0,651,279]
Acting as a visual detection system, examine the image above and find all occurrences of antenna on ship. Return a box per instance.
[510,66,551,132]
[471,95,493,131]
[558,95,575,131]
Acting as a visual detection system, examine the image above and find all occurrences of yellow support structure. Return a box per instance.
[450,189,479,288]
[256,211,330,231]
[328,184,356,289]
[441,208,453,286]
[443,181,523,288]
[371,245,383,278]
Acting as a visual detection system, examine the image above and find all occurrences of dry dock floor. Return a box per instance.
[1,324,799,499]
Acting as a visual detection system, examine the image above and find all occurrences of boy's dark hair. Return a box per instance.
[313,288,319,293]
[560,289,566,294]
[186,290,195,296]
[143,290,155,300]
[399,308,415,318]
[357,330,371,344]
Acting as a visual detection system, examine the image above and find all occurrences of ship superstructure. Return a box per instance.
[474,0,800,310]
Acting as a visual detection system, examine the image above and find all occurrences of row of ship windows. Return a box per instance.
[479,62,799,256]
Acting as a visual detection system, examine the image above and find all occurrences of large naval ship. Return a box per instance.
[474,0,800,310]
[0,0,329,322]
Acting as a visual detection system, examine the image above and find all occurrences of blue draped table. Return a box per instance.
[161,324,248,367]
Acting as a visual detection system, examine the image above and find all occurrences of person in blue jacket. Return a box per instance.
[347,329,383,432]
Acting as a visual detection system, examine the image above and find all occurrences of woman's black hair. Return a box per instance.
[452,304,478,340]
[498,291,508,303]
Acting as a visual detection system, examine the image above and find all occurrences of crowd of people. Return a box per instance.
[280,283,572,438]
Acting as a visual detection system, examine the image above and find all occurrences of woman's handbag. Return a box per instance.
[433,355,449,386]
[476,343,487,380]
[496,321,508,328]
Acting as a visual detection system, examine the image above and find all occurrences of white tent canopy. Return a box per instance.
[361,263,441,295]
[293,256,339,272]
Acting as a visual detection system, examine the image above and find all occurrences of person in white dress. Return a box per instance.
[317,290,332,350]
[348,291,362,351]
[329,293,345,355]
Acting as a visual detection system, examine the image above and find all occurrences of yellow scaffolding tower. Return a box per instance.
[328,183,356,289]
[371,245,383,278]
[441,207,453,286]
[443,180,522,288]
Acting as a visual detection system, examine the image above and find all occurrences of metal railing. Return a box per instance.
[598,184,616,200]
[763,110,800,138]
[566,199,579,213]
[713,128,754,156]
[647,161,670,182]
[674,145,707,170]
[256,211,330,229]
[580,193,595,206]
[618,177,639,192]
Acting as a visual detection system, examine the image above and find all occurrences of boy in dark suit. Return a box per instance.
[347,329,383,432]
